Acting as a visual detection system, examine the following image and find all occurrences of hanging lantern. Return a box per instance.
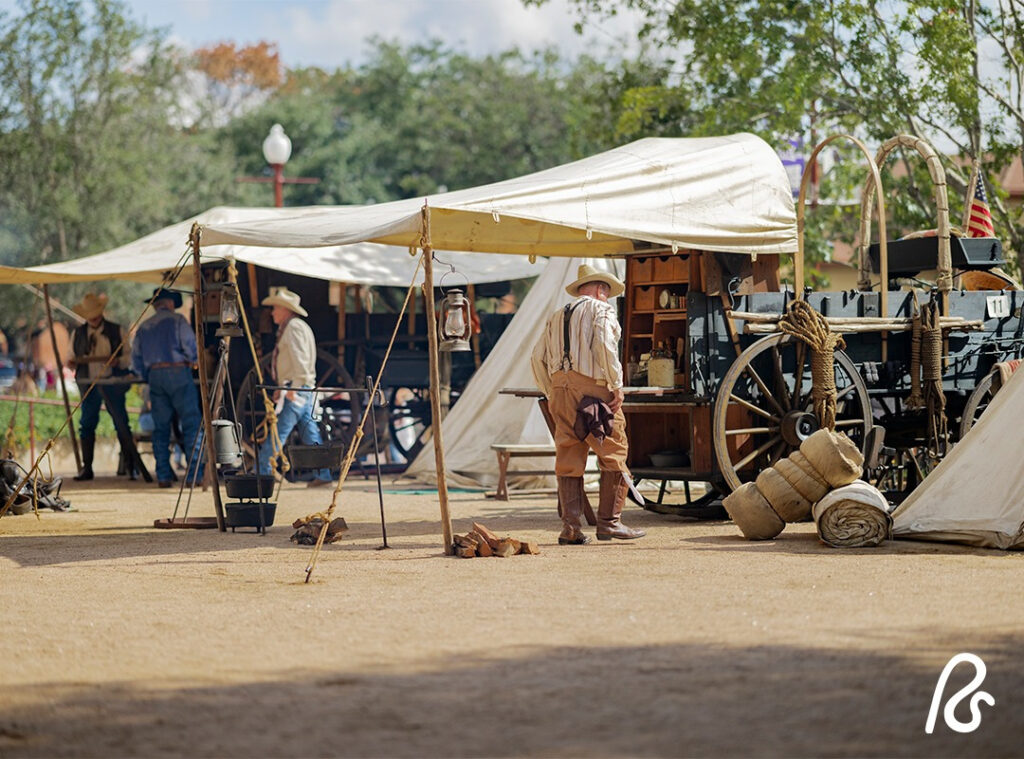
[439,289,471,352]
[216,282,243,337]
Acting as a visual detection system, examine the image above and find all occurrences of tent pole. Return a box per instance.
[420,205,454,554]
[43,284,81,471]
[189,225,226,531]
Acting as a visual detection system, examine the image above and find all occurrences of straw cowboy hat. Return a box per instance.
[71,292,108,320]
[261,287,308,317]
[565,264,625,298]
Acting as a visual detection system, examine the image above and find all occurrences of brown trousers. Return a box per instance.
[548,370,629,477]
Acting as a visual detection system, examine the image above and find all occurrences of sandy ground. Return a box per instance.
[1,470,1023,758]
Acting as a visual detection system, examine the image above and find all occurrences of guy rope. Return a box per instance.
[304,252,425,582]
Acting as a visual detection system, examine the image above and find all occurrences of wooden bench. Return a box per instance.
[490,443,597,525]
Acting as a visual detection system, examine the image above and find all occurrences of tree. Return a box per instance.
[0,0,236,326]
[527,0,1023,275]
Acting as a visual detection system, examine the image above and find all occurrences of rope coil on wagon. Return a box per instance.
[921,299,948,456]
[778,300,845,431]
[906,294,924,409]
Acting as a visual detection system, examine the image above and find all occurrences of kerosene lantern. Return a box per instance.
[216,282,243,337]
[438,289,472,352]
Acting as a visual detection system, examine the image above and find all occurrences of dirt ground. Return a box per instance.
[1,471,1022,758]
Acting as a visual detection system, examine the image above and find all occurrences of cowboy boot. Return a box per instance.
[597,470,646,541]
[74,435,95,481]
[557,476,591,545]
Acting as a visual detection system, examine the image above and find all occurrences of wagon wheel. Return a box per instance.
[958,371,995,439]
[626,480,728,520]
[235,348,363,464]
[712,333,871,493]
[387,387,433,463]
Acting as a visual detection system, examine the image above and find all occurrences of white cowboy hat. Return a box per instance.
[565,264,625,298]
[71,292,108,320]
[261,287,308,317]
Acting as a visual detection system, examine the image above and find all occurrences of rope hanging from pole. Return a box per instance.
[921,298,947,457]
[778,300,845,431]
[229,261,288,475]
[304,254,425,583]
[906,293,924,409]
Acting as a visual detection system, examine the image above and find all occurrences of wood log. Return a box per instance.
[470,532,493,557]
[506,538,522,553]
[456,545,477,558]
[518,541,540,555]
[471,522,501,550]
[493,539,517,558]
[453,534,478,549]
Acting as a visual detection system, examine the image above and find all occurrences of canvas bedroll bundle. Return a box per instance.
[813,480,892,548]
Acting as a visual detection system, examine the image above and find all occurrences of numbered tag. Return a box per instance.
[986,295,1010,319]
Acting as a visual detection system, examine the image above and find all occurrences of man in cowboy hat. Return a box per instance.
[132,287,203,488]
[257,287,332,486]
[530,264,645,544]
[69,293,133,481]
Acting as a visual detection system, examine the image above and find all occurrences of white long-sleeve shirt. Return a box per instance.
[530,295,623,397]
[273,316,317,388]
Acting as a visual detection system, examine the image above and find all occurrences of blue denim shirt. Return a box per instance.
[131,309,198,379]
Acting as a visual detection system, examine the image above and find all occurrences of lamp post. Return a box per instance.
[237,123,319,207]
[263,123,291,208]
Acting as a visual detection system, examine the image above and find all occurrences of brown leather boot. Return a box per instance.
[557,476,591,545]
[597,470,646,541]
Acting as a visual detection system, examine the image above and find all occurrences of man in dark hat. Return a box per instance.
[131,288,203,488]
[69,292,133,481]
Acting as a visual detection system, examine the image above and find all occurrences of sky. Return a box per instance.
[125,0,644,69]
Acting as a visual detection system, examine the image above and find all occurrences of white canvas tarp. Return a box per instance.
[0,207,543,286]
[891,367,1024,549]
[200,135,798,259]
[403,257,624,485]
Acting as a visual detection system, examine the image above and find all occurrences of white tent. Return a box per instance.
[0,206,543,286]
[200,135,798,258]
[892,367,1024,549]
[404,257,624,486]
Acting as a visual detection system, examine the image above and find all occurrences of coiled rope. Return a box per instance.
[921,299,947,456]
[778,300,845,431]
[906,293,924,409]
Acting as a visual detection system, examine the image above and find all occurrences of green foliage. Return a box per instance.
[0,386,142,450]
[530,0,1024,274]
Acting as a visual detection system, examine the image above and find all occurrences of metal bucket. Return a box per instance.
[211,419,243,467]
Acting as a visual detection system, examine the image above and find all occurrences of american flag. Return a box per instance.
[966,172,995,238]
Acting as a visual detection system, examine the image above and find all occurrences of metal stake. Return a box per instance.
[367,375,389,549]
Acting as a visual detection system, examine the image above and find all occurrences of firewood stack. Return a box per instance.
[290,515,349,545]
[452,521,540,558]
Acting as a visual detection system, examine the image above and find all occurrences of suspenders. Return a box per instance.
[560,301,585,371]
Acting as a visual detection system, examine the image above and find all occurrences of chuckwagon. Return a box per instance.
[619,134,1022,515]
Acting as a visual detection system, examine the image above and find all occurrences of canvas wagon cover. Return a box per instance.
[199,135,797,258]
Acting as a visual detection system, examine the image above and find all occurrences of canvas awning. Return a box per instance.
[199,135,798,258]
[0,207,543,286]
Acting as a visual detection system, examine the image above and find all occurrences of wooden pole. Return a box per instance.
[468,283,481,369]
[42,284,81,470]
[189,225,226,531]
[420,205,454,554]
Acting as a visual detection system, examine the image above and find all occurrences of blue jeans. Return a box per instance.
[258,392,331,481]
[79,383,130,439]
[148,366,204,484]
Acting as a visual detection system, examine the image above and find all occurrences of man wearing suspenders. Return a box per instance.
[530,264,646,544]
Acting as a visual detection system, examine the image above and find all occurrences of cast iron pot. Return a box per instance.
[221,473,276,500]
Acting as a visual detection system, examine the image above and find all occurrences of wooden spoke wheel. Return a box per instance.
[958,371,995,439]
[713,333,871,493]
[235,348,364,462]
[387,387,432,463]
